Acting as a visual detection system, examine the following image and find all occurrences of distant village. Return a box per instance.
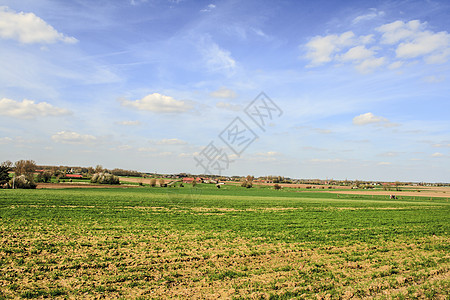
[32,164,449,188]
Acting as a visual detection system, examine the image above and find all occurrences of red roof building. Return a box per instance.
[182,177,202,183]
[65,174,83,178]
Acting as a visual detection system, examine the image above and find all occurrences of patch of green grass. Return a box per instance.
[0,186,448,298]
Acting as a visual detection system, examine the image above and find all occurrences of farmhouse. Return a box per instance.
[65,174,83,179]
[182,177,202,184]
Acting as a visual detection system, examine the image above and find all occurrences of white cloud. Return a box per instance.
[51,131,96,144]
[120,93,192,113]
[116,120,142,126]
[130,0,148,6]
[152,138,187,145]
[252,28,268,38]
[112,145,132,151]
[256,151,279,157]
[138,147,157,152]
[377,161,392,165]
[0,98,71,119]
[396,31,450,63]
[251,151,280,162]
[423,75,445,83]
[0,137,13,144]
[337,45,385,73]
[355,57,386,73]
[352,9,385,24]
[305,31,355,66]
[388,61,404,69]
[340,45,375,62]
[201,40,236,73]
[431,152,444,157]
[379,152,400,157]
[352,112,397,127]
[210,87,237,99]
[216,101,242,111]
[377,20,450,64]
[360,34,375,44]
[145,151,173,157]
[308,158,344,163]
[0,6,77,44]
[377,20,423,45]
[433,143,450,148]
[200,4,216,12]
[304,18,450,72]
[313,128,332,134]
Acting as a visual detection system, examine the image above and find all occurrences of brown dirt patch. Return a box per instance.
[319,190,450,199]
[36,183,136,189]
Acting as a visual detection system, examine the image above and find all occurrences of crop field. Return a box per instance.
[0,185,449,299]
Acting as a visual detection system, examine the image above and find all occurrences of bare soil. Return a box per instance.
[36,183,135,189]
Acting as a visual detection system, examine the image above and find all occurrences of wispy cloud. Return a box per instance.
[423,75,445,83]
[308,158,345,163]
[431,152,444,157]
[115,120,142,126]
[433,143,450,148]
[0,137,13,144]
[137,147,157,152]
[111,145,133,151]
[0,6,77,44]
[352,9,385,24]
[210,87,237,99]
[378,152,401,157]
[200,4,216,13]
[51,131,96,144]
[250,151,281,162]
[0,98,71,119]
[150,138,187,145]
[130,0,148,6]
[200,37,236,74]
[216,101,242,111]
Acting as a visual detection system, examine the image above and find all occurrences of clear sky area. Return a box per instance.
[0,0,449,182]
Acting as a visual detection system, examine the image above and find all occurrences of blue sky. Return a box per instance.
[0,0,449,182]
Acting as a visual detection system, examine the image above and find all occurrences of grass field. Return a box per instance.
[0,184,449,299]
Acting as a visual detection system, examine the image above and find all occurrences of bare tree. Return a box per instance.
[94,165,104,173]
[14,160,37,180]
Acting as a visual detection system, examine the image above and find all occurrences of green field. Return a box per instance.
[0,185,449,299]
